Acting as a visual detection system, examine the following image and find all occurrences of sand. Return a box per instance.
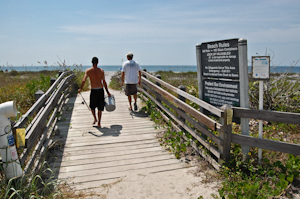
[103,168,220,199]
[105,71,117,85]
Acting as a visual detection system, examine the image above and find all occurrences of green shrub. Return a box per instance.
[0,162,63,198]
[9,70,18,76]
[219,148,300,198]
[109,71,122,90]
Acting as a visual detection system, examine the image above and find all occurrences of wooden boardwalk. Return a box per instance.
[54,89,191,191]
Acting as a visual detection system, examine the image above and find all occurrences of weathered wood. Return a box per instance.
[140,85,222,145]
[24,107,45,135]
[23,111,58,173]
[155,74,162,104]
[154,101,220,170]
[233,107,300,124]
[53,89,192,189]
[141,70,300,164]
[232,134,300,156]
[44,71,72,97]
[20,79,73,165]
[178,85,186,126]
[220,105,233,162]
[139,87,221,159]
[14,71,71,129]
[24,74,74,159]
[142,71,223,117]
[23,84,70,171]
[14,95,47,128]
[142,76,217,131]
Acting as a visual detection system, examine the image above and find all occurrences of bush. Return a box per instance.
[9,70,18,76]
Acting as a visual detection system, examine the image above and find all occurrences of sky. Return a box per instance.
[1,0,300,67]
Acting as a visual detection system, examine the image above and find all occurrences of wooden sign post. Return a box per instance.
[252,56,270,164]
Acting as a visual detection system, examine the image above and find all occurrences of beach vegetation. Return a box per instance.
[0,160,94,198]
[0,70,58,116]
[109,71,123,90]
[0,162,61,198]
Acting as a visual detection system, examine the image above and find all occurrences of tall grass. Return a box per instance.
[0,70,58,116]
[0,162,63,198]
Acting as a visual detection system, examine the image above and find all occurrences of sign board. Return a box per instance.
[196,38,250,154]
[203,79,240,107]
[201,39,239,79]
[252,56,270,80]
[200,38,241,108]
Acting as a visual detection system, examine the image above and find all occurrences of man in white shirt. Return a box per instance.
[121,52,142,111]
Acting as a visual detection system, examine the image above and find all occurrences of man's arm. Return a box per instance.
[102,73,111,97]
[121,72,125,87]
[138,71,141,86]
[78,71,88,93]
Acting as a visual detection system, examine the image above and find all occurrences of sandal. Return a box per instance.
[134,103,137,111]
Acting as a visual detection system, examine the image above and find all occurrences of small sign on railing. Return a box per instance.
[16,128,25,148]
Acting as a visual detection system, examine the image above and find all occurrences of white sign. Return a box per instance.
[252,56,270,80]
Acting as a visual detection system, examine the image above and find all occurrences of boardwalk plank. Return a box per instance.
[53,89,190,191]
[52,150,172,168]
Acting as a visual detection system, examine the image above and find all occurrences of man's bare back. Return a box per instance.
[86,66,105,89]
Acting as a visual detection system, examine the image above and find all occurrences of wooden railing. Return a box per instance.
[13,71,75,174]
[139,71,230,170]
[139,71,300,170]
[232,108,300,155]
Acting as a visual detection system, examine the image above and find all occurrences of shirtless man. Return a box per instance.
[78,57,111,127]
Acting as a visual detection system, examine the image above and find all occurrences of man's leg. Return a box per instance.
[90,90,97,124]
[133,93,138,111]
[128,95,132,110]
[97,110,102,128]
[91,109,97,124]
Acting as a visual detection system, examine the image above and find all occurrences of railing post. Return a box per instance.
[50,77,56,86]
[178,85,186,126]
[142,68,147,78]
[35,90,44,101]
[238,38,250,155]
[220,104,233,163]
[155,74,162,104]
[142,69,147,92]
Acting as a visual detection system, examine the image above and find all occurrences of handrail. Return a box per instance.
[142,76,218,131]
[141,71,224,117]
[139,70,300,168]
[17,72,75,169]
[139,71,228,170]
[14,71,72,129]
[233,107,300,124]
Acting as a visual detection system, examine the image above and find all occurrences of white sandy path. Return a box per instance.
[104,168,220,199]
[96,71,220,199]
[105,71,117,85]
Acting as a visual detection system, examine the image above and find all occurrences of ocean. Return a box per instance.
[1,65,300,73]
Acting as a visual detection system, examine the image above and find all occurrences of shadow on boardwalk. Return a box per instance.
[45,89,220,198]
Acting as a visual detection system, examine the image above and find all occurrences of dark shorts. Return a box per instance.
[125,84,137,96]
[90,88,105,111]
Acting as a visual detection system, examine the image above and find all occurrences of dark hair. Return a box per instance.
[92,57,98,64]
